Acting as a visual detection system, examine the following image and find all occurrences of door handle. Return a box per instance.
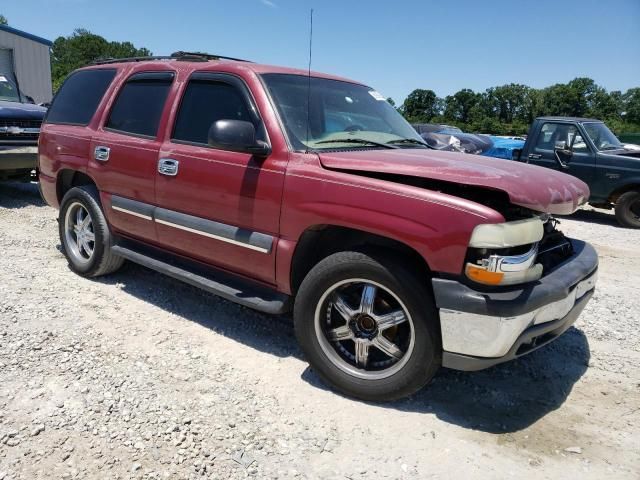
[94,146,110,162]
[158,158,179,176]
[528,153,542,160]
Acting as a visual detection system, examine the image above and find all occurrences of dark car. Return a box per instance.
[0,74,47,181]
[516,117,640,228]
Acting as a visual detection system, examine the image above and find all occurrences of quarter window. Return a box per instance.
[172,80,253,145]
[46,69,116,125]
[106,72,174,137]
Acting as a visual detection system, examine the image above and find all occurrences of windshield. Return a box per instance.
[582,122,624,151]
[261,74,425,150]
[0,75,21,103]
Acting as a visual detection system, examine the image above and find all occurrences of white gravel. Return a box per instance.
[0,182,638,479]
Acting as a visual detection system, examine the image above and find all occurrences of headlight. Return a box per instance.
[465,217,545,286]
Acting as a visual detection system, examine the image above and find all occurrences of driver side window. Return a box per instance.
[172,79,253,145]
[535,123,587,153]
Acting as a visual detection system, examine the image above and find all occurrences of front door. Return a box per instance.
[89,71,175,243]
[527,122,596,185]
[154,73,286,284]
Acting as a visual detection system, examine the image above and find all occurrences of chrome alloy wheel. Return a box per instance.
[64,201,96,264]
[314,279,415,380]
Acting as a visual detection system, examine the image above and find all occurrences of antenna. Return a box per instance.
[305,8,314,153]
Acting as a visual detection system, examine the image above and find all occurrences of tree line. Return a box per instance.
[394,79,640,136]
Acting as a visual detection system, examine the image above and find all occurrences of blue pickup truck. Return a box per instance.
[0,74,47,181]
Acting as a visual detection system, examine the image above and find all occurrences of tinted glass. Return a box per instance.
[106,73,173,137]
[172,80,252,144]
[46,69,116,125]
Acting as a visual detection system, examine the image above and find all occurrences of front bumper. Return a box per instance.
[432,239,598,371]
[0,145,38,171]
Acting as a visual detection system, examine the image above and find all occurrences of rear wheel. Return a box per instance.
[59,185,124,277]
[614,190,640,228]
[294,251,441,401]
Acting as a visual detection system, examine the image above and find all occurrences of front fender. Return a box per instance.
[276,157,505,292]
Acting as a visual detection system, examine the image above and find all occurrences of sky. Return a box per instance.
[2,0,639,104]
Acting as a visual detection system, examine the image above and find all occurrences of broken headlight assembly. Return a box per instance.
[464,217,545,286]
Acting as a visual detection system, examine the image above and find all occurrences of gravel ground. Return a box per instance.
[0,182,638,480]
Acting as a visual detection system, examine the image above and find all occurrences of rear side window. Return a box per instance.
[106,72,174,138]
[172,80,252,145]
[46,69,116,125]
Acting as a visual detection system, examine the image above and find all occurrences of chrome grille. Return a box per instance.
[0,119,42,142]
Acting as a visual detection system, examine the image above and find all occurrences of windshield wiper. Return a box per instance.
[315,138,399,149]
[386,138,432,148]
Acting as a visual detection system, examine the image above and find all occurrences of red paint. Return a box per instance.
[39,59,589,294]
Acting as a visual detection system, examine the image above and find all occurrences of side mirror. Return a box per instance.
[208,120,271,157]
[554,140,569,151]
[553,140,571,169]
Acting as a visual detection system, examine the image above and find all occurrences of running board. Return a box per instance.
[111,240,291,315]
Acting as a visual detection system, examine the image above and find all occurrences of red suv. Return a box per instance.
[38,53,598,401]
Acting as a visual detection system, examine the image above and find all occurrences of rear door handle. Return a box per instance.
[158,158,179,176]
[94,146,110,162]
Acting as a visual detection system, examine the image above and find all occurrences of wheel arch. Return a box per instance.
[289,224,433,296]
[57,169,98,204]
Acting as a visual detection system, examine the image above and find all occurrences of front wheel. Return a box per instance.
[294,251,441,401]
[614,190,640,228]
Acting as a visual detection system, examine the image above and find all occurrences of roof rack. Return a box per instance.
[91,51,251,66]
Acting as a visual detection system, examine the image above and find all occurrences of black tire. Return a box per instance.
[294,250,441,402]
[58,185,124,277]
[614,190,640,229]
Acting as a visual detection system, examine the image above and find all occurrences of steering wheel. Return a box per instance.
[344,124,365,132]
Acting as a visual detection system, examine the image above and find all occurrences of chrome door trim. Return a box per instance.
[109,195,274,254]
[155,218,270,253]
[111,205,153,221]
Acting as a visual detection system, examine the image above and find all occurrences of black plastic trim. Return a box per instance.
[112,238,290,314]
[154,207,273,252]
[111,195,155,218]
[442,289,593,371]
[432,239,598,317]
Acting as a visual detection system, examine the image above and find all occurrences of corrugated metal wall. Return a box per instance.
[0,30,52,104]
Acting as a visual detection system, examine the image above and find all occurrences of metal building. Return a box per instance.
[0,25,52,104]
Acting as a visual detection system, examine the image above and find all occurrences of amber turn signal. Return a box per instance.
[465,264,505,286]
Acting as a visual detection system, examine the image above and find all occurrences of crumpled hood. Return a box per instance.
[319,148,589,215]
[0,100,47,120]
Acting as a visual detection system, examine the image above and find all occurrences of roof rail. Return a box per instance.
[91,51,251,66]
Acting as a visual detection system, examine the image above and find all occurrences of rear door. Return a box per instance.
[89,70,175,243]
[527,121,595,185]
[154,72,286,284]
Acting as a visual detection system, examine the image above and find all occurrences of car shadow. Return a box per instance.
[95,261,300,359]
[93,260,589,434]
[0,182,46,208]
[559,208,619,227]
[302,327,590,434]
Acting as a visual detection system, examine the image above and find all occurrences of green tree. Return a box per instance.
[51,29,151,91]
[401,89,440,122]
[623,88,640,124]
[0,14,8,25]
[443,89,481,124]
